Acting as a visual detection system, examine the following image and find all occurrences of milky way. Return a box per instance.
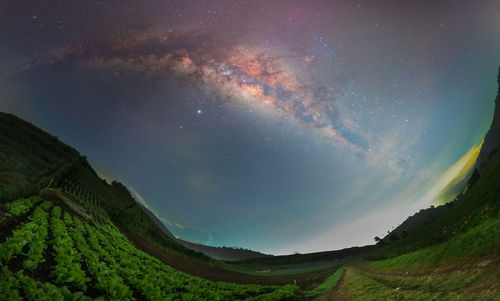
[49,30,368,154]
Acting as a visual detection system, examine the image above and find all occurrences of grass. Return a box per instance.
[346,152,500,300]
[0,112,219,267]
[0,200,299,300]
[341,268,474,301]
[302,267,343,297]
[2,108,500,299]
[341,263,500,301]
[370,216,500,269]
[369,151,500,262]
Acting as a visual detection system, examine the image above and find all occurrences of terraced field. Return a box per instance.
[1,111,499,300]
[312,152,500,300]
[0,197,297,300]
[321,259,500,301]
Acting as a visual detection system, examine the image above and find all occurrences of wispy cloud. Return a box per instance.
[285,141,484,255]
[128,186,151,210]
[432,140,483,204]
[129,185,215,242]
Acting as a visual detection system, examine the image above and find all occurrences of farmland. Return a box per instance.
[312,152,500,301]
[0,196,298,300]
[1,111,500,300]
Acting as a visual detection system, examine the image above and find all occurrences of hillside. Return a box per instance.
[376,68,500,250]
[176,239,271,262]
[134,198,270,261]
[335,150,500,300]
[0,112,303,299]
[315,69,500,300]
[1,64,499,299]
[0,113,80,202]
[135,201,176,240]
[477,67,500,172]
[0,111,369,300]
[372,68,500,259]
[0,197,298,300]
[379,202,452,244]
[0,111,261,266]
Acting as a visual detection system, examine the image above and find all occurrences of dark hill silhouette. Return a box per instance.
[477,67,500,173]
[380,67,500,247]
[0,113,80,202]
[134,198,270,260]
[135,200,177,239]
[0,111,215,266]
[379,203,452,244]
[0,110,364,288]
[370,66,500,259]
[0,111,293,262]
[176,239,271,261]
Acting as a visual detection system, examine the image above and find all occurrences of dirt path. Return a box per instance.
[308,268,350,301]
[331,257,500,301]
[325,268,350,301]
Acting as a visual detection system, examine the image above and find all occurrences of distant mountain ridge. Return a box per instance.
[0,111,218,266]
[176,238,271,261]
[135,200,176,239]
[134,198,270,261]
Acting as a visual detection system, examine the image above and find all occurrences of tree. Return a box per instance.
[374,236,381,243]
[389,232,400,242]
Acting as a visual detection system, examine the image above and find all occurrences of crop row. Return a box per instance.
[68,213,134,300]
[0,201,51,263]
[57,167,112,223]
[94,223,297,300]
[1,267,93,301]
[1,196,41,220]
[50,206,89,289]
[1,199,298,300]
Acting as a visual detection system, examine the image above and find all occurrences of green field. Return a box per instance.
[316,152,500,300]
[0,196,298,300]
[302,267,343,298]
[1,111,500,300]
[223,260,342,276]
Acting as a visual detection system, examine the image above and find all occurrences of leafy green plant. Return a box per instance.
[23,201,52,270]
[3,196,41,219]
[50,206,89,289]
[1,199,299,300]
[0,204,49,262]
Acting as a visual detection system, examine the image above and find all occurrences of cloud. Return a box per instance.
[271,141,484,254]
[187,172,218,193]
[432,140,483,204]
[129,185,216,242]
[129,186,185,228]
[128,186,152,210]
[159,217,185,230]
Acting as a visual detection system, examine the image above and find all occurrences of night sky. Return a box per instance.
[1,1,499,254]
